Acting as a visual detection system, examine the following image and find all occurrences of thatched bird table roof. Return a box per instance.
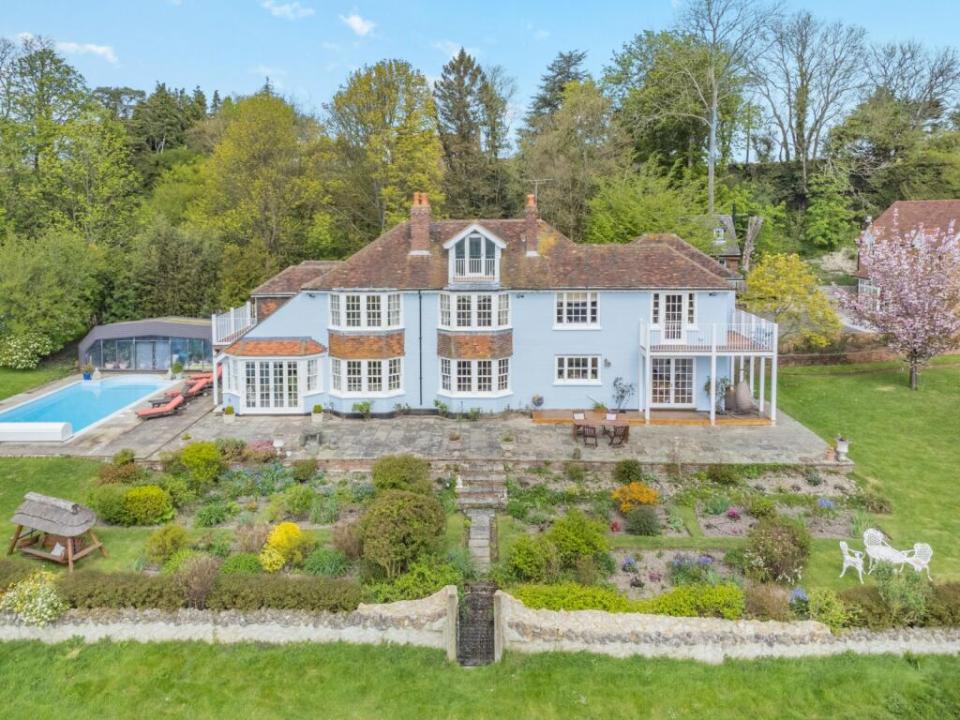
[10,492,97,537]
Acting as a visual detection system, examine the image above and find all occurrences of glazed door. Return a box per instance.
[651,358,695,408]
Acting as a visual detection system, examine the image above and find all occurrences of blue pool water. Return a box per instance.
[0,375,171,435]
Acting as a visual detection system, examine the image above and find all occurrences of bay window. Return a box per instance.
[555,292,599,327]
[439,357,511,396]
[438,293,511,330]
[329,292,403,329]
[330,357,403,396]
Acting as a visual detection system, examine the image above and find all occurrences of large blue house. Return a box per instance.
[212,194,779,425]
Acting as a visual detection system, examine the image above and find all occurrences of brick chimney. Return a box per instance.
[409,192,431,256]
[524,193,539,256]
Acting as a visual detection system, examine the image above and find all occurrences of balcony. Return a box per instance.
[212,301,257,346]
[639,309,777,355]
[454,256,496,280]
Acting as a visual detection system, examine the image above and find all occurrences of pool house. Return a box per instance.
[79,317,213,373]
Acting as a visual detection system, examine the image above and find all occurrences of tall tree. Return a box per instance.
[525,50,588,130]
[868,41,960,129]
[842,224,960,389]
[326,59,444,242]
[671,0,776,213]
[802,165,855,249]
[520,80,630,241]
[755,12,866,187]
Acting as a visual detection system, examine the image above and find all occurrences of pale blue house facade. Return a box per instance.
[213,195,779,425]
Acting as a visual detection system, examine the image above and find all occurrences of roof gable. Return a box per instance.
[441,223,508,250]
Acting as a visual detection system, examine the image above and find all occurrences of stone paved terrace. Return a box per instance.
[0,377,834,466]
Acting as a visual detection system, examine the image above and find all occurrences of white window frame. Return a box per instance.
[306,358,320,393]
[329,357,403,398]
[328,292,403,330]
[438,356,512,397]
[438,293,511,331]
[555,355,601,385]
[651,292,697,329]
[442,224,507,283]
[232,356,320,414]
[554,292,599,329]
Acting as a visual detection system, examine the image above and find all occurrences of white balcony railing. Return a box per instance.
[639,309,777,354]
[454,256,496,279]
[212,301,257,346]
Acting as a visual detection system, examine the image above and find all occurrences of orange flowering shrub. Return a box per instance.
[611,482,659,512]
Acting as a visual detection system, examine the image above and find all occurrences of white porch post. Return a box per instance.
[759,356,766,414]
[748,356,755,396]
[644,325,652,424]
[770,324,779,426]
[709,325,717,426]
[212,353,220,409]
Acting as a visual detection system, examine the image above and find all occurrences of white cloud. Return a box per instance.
[260,0,314,20]
[56,41,118,64]
[339,12,375,36]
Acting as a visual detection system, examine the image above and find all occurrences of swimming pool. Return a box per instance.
[0,375,173,441]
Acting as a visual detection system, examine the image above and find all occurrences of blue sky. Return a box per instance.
[3,0,959,118]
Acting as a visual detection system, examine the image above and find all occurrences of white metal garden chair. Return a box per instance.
[839,541,864,583]
[899,543,934,580]
[863,528,903,573]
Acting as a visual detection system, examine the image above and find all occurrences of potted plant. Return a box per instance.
[171,360,184,379]
[311,403,324,424]
[81,361,94,381]
[531,394,544,408]
[223,405,236,424]
[835,435,850,462]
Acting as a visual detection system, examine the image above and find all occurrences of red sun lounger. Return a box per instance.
[136,394,184,419]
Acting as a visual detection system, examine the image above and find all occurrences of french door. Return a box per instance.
[651,357,694,408]
[243,360,301,412]
[663,293,684,342]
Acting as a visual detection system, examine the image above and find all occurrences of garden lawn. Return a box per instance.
[778,360,960,582]
[1,641,959,719]
[0,363,72,401]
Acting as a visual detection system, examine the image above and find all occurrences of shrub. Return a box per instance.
[215,437,247,462]
[57,571,184,611]
[96,460,147,485]
[272,484,314,521]
[669,554,722,586]
[371,454,432,494]
[370,557,464,602]
[702,494,730,515]
[0,559,33,592]
[155,474,194,508]
[624,506,661,536]
[705,464,740,486]
[563,461,586,483]
[176,555,222,609]
[86,483,132,525]
[506,535,561,584]
[852,489,892,514]
[180,441,224,490]
[745,495,777,519]
[839,586,891,629]
[265,522,306,565]
[929,583,960,627]
[332,517,363,560]
[158,450,186,476]
[258,546,286,573]
[194,501,238,528]
[112,448,136,466]
[513,583,634,612]
[612,459,647,485]
[0,332,54,369]
[303,548,348,577]
[207,575,363,612]
[0,571,66,625]
[808,588,847,632]
[635,583,745,620]
[145,524,189,565]
[242,440,277,464]
[546,510,609,568]
[611,482,659,513]
[162,548,200,574]
[291,458,318,484]
[875,564,931,626]
[122,485,174,526]
[233,522,270,554]
[192,530,232,558]
[220,553,262,575]
[743,516,811,584]
[309,492,341,524]
[360,490,445,578]
[745,583,792,621]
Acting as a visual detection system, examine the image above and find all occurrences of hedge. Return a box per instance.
[206,575,363,612]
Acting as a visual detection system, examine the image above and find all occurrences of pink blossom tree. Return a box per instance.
[842,222,960,389]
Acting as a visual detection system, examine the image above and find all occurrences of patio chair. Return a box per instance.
[136,394,184,420]
[863,528,894,573]
[581,424,598,448]
[838,541,864,583]
[572,411,586,441]
[900,543,933,580]
[608,424,628,448]
[602,412,618,438]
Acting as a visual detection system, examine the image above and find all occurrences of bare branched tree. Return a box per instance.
[754,12,866,187]
[867,41,960,127]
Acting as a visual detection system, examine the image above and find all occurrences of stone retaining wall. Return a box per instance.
[494,591,960,665]
[0,586,459,661]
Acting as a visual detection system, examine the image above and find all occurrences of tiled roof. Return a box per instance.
[224,337,326,357]
[251,261,343,297]
[303,219,736,291]
[867,200,960,242]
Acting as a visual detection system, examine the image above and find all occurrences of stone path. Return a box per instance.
[456,463,506,573]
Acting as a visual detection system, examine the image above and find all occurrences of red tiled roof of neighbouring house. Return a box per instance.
[302,219,737,292]
[224,337,326,357]
[250,261,343,297]
[866,200,960,243]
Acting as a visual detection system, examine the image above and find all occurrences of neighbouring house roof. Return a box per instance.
[223,337,326,357]
[11,492,97,537]
[302,219,737,291]
[858,199,960,277]
[694,214,741,257]
[251,260,343,297]
[78,317,212,359]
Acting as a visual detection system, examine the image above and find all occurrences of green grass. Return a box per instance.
[0,641,959,719]
[0,362,73,401]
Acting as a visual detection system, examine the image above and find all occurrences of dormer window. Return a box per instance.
[443,224,506,284]
[713,226,726,246]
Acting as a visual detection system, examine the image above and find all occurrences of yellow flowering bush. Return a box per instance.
[258,546,286,573]
[611,482,659,513]
[0,570,67,625]
[265,522,305,564]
